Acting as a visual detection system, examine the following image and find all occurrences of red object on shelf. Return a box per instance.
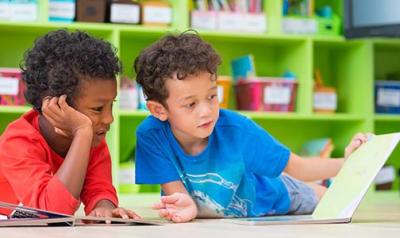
[235,77,297,112]
[0,68,25,106]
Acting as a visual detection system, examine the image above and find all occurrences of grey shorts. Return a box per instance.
[281,175,319,215]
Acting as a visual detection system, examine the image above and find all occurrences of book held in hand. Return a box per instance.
[0,201,162,227]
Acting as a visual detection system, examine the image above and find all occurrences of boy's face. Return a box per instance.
[163,71,220,143]
[74,79,117,146]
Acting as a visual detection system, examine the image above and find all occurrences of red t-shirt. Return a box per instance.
[0,109,118,216]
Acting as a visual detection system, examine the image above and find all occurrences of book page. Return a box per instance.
[313,133,400,219]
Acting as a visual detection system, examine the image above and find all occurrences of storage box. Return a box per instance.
[76,0,106,23]
[110,0,140,24]
[48,0,76,22]
[317,15,341,36]
[141,1,172,26]
[191,10,267,33]
[9,0,38,22]
[374,165,395,190]
[375,80,400,114]
[217,76,231,109]
[0,68,25,106]
[313,86,337,113]
[235,77,297,112]
[282,17,317,34]
[191,10,217,31]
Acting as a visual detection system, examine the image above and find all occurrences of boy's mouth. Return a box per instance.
[96,128,109,136]
[198,120,213,128]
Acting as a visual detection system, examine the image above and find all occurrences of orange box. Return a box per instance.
[313,86,337,113]
[217,76,231,108]
[141,1,172,26]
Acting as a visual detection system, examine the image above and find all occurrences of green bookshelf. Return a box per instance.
[0,0,399,195]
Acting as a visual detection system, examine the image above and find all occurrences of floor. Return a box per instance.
[0,191,399,237]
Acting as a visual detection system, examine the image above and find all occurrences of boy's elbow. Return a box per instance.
[283,153,306,179]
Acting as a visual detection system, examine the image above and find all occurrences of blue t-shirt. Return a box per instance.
[135,109,291,217]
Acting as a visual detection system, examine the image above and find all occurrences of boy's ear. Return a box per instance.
[147,100,168,121]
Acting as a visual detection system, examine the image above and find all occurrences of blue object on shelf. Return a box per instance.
[231,55,256,82]
[317,5,333,19]
[283,70,296,80]
[375,80,400,114]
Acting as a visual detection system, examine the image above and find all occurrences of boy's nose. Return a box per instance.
[102,111,114,125]
[198,102,212,117]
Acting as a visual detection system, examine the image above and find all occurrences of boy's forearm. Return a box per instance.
[298,157,344,181]
[285,153,344,181]
[56,128,93,198]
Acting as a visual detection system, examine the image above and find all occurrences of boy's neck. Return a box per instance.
[172,129,209,156]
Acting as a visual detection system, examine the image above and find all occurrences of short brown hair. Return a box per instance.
[134,31,221,106]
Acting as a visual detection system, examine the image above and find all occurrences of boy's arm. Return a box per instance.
[152,181,198,223]
[284,133,370,181]
[284,153,344,181]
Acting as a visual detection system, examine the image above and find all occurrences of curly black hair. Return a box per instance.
[21,29,121,112]
[134,31,221,106]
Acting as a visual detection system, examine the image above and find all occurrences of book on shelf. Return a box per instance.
[231,54,256,81]
[0,201,162,227]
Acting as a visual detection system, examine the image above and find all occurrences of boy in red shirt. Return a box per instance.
[0,30,139,219]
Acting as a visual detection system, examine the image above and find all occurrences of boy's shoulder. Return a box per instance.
[1,110,40,139]
[136,114,166,135]
[0,109,43,151]
[216,109,251,129]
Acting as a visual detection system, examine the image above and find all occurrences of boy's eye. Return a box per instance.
[185,102,196,108]
[209,94,217,100]
[92,106,103,112]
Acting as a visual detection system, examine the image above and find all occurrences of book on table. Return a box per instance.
[0,201,162,227]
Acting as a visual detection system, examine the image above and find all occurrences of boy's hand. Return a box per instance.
[152,192,198,223]
[88,200,141,224]
[89,206,141,220]
[41,95,92,138]
[344,133,374,160]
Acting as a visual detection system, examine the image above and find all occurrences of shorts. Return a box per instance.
[281,174,319,215]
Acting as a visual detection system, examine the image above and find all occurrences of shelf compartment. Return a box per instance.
[313,40,373,115]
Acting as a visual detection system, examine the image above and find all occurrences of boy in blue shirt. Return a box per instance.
[134,32,369,223]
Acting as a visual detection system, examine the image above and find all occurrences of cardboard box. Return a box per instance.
[0,68,25,106]
[76,0,106,23]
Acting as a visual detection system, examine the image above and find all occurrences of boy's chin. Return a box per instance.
[91,138,103,147]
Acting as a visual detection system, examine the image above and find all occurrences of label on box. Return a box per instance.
[9,2,37,21]
[374,166,395,185]
[49,0,75,20]
[191,11,217,30]
[217,12,242,31]
[0,77,19,95]
[143,6,172,24]
[377,88,400,107]
[0,2,10,20]
[111,3,140,24]
[314,92,337,110]
[264,86,291,104]
[217,85,224,103]
[282,18,317,34]
[242,14,267,33]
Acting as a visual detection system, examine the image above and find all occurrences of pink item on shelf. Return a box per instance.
[235,77,297,112]
[0,68,25,106]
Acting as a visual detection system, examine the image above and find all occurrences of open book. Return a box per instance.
[0,201,162,227]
